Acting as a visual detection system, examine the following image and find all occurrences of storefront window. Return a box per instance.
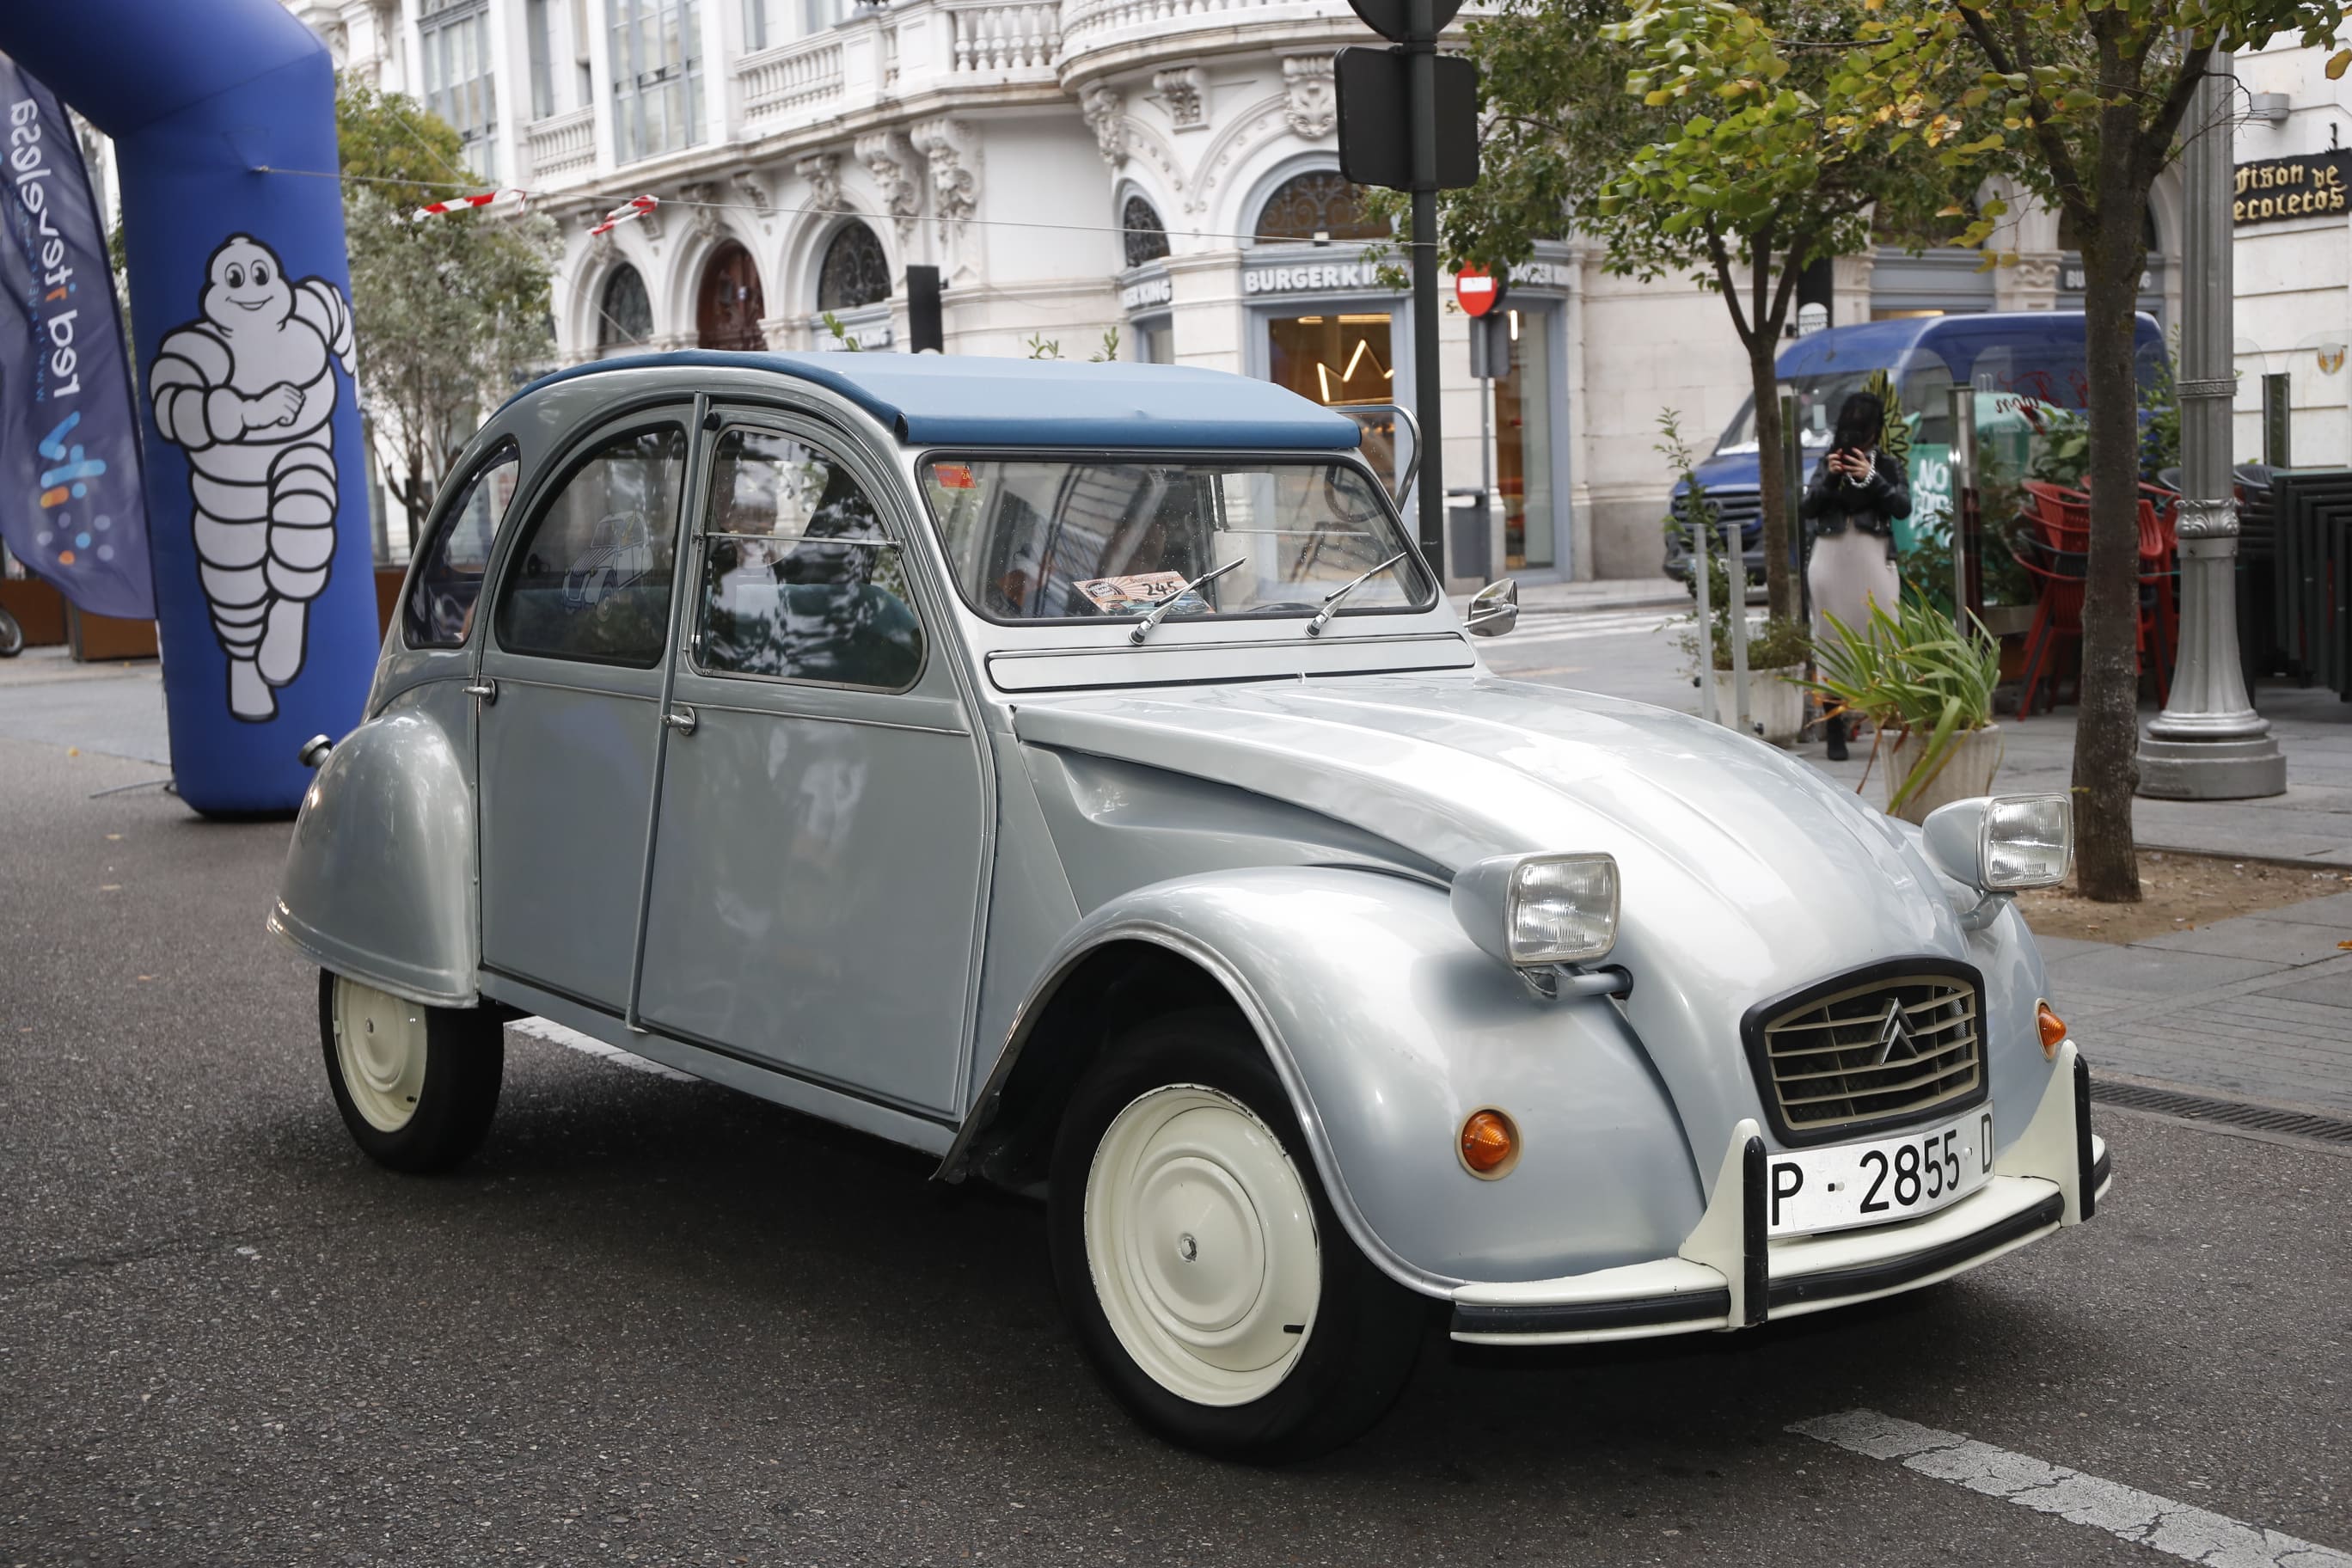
[1266,314,1393,407]
[1134,319,1175,364]
[1493,308,1556,570]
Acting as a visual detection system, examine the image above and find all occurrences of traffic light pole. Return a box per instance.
[1406,0,1445,571]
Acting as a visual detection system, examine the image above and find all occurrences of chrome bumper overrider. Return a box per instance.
[1450,1041,2110,1345]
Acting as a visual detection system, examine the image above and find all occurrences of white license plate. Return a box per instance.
[1766,1108,1995,1237]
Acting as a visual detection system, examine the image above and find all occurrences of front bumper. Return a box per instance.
[1450,1041,2109,1345]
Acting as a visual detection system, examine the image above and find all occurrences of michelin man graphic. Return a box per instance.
[148,235,355,721]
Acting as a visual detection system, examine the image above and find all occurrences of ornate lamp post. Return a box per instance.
[2139,51,2288,799]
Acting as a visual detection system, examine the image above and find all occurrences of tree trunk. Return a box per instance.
[2071,220,2147,904]
[1748,334,1803,623]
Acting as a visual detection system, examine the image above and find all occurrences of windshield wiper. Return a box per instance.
[1129,556,1247,644]
[1305,551,1411,637]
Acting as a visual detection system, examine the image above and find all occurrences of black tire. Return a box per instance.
[0,608,23,658]
[318,971,504,1173]
[1048,1008,1429,1462]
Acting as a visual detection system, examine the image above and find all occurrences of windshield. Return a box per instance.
[919,456,1436,626]
[1716,368,1908,455]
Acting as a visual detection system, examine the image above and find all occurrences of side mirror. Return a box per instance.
[1466,578,1519,637]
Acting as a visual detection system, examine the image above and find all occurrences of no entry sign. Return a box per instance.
[1455,266,1502,317]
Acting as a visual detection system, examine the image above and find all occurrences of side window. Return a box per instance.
[697,427,924,691]
[493,426,687,667]
[403,444,520,649]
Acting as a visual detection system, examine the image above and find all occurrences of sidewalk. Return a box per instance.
[2039,894,2352,1116]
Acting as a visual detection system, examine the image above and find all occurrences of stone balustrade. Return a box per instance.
[739,34,847,126]
[524,106,597,181]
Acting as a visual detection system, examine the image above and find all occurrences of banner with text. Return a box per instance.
[1,52,150,619]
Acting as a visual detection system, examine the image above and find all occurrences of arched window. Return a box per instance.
[1253,171,1386,244]
[817,222,891,311]
[1121,195,1170,269]
[597,264,653,353]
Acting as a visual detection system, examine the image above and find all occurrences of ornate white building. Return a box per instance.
[286,2,2345,581]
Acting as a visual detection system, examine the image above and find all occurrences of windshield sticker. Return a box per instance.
[1074,571,1206,616]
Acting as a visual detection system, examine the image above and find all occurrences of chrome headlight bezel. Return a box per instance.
[1922,793,2073,892]
[1450,851,1621,968]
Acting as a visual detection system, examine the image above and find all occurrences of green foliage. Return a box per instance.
[2140,335,2181,480]
[2024,410,2091,487]
[1807,595,2000,812]
[1864,368,1910,469]
[337,76,554,541]
[1024,331,1063,359]
[1090,327,1122,363]
[1660,409,1809,671]
[821,311,866,350]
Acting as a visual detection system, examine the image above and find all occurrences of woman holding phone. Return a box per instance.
[1800,391,1911,759]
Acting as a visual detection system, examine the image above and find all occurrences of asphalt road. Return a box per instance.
[5,673,2350,1567]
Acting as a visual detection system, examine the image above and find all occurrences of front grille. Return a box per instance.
[1670,488,1763,542]
[1757,972,1982,1137]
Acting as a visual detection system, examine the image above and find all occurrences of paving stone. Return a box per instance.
[2024,934,2110,963]
[2042,945,2290,998]
[2253,890,2352,930]
[2135,916,2352,966]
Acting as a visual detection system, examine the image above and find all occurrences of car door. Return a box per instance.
[474,413,690,1013]
[633,411,989,1118]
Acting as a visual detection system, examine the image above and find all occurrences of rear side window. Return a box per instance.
[493,425,688,667]
[404,444,520,649]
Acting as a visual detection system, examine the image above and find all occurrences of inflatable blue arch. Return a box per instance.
[4,0,378,815]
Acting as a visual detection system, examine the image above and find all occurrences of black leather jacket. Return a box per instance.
[1801,450,1912,538]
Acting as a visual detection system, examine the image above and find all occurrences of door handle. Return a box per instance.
[663,705,697,736]
[462,679,497,705]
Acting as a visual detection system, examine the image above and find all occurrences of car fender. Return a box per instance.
[970,866,1706,1295]
[270,695,479,1008]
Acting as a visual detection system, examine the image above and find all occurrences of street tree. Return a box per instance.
[1412,0,1980,622]
[1793,0,2352,902]
[336,78,555,542]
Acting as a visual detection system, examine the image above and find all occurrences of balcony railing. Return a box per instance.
[739,35,846,126]
[944,1,1063,74]
[524,106,597,179]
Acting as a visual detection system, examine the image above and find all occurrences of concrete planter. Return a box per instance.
[1710,665,1807,747]
[1882,723,2005,824]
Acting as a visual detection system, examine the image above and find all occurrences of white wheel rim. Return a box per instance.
[332,977,429,1133]
[1083,1083,1321,1407]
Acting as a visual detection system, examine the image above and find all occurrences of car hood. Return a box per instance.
[1014,673,1977,1160]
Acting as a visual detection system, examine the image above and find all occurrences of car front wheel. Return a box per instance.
[1049,1008,1427,1462]
[318,971,503,1173]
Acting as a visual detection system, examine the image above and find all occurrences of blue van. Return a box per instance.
[1666,310,2169,582]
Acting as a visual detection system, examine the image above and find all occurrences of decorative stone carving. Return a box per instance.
[911,117,979,243]
[1153,68,1207,132]
[795,153,845,214]
[854,129,922,243]
[679,181,723,241]
[1281,56,1335,140]
[1081,83,1128,168]
[731,168,774,216]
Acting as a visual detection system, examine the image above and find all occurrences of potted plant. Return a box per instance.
[1676,550,1812,745]
[1808,595,2004,823]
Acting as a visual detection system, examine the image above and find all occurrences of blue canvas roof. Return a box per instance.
[507,350,1366,451]
[1774,309,2162,383]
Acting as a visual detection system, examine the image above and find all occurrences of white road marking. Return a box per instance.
[508,1016,696,1082]
[1791,1409,2352,1567]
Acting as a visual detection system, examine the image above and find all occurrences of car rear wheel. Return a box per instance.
[1048,1008,1427,1462]
[319,971,503,1173]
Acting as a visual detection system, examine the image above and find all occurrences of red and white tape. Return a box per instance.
[589,194,659,236]
[410,188,528,221]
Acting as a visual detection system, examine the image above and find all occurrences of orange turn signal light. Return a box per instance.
[1460,1109,1519,1179]
[2037,1001,2067,1058]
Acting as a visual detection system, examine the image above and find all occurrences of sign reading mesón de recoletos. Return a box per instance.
[2233,151,2350,224]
